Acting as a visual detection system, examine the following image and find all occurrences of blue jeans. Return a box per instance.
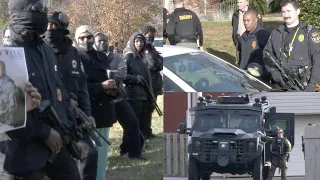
[94,127,110,180]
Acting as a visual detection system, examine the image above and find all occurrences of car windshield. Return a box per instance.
[164,52,271,92]
[194,110,261,133]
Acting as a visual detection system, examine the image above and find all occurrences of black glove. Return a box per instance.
[270,68,283,83]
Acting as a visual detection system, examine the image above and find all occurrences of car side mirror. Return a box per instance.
[177,123,187,134]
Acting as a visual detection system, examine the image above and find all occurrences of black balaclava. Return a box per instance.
[44,11,71,53]
[9,0,48,35]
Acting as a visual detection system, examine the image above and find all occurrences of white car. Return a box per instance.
[155,45,272,92]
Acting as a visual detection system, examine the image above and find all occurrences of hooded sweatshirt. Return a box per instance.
[123,33,153,101]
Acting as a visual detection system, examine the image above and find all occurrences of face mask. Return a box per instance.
[45,29,64,42]
[78,42,94,52]
[12,12,48,35]
[146,37,154,43]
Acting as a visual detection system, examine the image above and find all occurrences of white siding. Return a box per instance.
[248,92,320,115]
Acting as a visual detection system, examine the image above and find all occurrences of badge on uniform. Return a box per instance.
[57,88,62,101]
[311,32,320,43]
[252,40,257,49]
[298,34,304,42]
[72,60,77,68]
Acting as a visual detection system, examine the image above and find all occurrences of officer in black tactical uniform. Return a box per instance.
[44,11,98,180]
[2,0,82,179]
[166,0,203,50]
[257,128,292,180]
[237,10,270,83]
[263,0,320,92]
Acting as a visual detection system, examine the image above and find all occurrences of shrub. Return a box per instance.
[299,0,320,30]
[250,0,268,14]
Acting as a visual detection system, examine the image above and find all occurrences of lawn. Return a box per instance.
[106,95,164,180]
[202,16,283,65]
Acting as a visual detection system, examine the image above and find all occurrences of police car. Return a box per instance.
[155,45,272,92]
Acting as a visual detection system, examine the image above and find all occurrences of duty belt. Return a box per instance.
[176,39,196,44]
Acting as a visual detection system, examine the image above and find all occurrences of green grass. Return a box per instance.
[202,16,284,65]
[106,95,163,180]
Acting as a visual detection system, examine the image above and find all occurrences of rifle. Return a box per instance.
[37,100,83,163]
[265,51,304,91]
[74,106,111,146]
[140,78,163,116]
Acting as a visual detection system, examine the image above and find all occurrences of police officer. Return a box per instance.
[166,0,203,50]
[2,0,82,179]
[94,32,145,159]
[237,10,270,83]
[232,0,263,46]
[43,11,98,180]
[263,0,320,92]
[257,128,292,180]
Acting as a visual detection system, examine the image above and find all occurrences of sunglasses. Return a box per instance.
[79,36,93,41]
[26,0,48,13]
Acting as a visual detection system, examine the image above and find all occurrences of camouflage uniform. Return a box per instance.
[260,134,292,180]
[0,75,18,125]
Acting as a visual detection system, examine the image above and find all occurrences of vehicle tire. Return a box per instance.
[201,173,211,180]
[188,155,200,180]
[252,156,263,180]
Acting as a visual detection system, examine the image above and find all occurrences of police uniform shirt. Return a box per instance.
[263,21,320,91]
[166,8,203,46]
[238,26,270,70]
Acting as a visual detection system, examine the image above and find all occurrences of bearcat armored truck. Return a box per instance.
[177,94,295,180]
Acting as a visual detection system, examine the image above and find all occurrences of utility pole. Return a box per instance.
[204,0,207,15]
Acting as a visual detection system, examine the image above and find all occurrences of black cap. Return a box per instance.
[8,0,38,11]
[47,10,69,29]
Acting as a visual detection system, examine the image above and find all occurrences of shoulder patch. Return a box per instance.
[72,60,77,68]
[311,32,320,43]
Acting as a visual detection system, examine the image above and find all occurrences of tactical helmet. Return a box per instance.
[271,125,280,135]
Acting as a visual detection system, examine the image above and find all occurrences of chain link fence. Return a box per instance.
[199,0,238,21]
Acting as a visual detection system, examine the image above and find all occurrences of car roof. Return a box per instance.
[155,45,201,57]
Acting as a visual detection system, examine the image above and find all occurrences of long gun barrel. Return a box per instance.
[265,51,304,91]
[75,106,111,146]
[140,78,163,116]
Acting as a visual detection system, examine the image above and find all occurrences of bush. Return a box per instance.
[250,0,268,14]
[268,0,282,13]
[299,0,320,30]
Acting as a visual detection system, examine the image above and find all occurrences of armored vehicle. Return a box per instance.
[177,94,295,180]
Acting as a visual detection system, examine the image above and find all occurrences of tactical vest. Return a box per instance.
[271,138,286,157]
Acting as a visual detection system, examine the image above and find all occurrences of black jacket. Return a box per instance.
[232,6,263,46]
[238,25,270,70]
[145,43,163,96]
[263,21,320,91]
[166,8,203,46]
[77,48,117,128]
[2,29,77,173]
[44,36,92,116]
[123,33,153,101]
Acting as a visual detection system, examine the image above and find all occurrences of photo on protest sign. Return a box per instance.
[0,47,28,133]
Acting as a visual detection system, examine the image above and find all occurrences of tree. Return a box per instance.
[65,0,162,51]
[299,0,320,30]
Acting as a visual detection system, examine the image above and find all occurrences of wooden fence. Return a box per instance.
[304,125,320,180]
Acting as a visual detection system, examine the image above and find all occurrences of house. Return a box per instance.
[164,92,320,177]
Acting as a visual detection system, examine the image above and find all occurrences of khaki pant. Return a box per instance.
[175,42,198,49]
[266,157,288,180]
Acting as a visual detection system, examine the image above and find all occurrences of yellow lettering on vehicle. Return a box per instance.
[179,14,192,20]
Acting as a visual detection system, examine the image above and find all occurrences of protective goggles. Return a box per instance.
[26,0,48,13]
[47,11,69,28]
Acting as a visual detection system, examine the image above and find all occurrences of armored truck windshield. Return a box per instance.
[194,109,262,133]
